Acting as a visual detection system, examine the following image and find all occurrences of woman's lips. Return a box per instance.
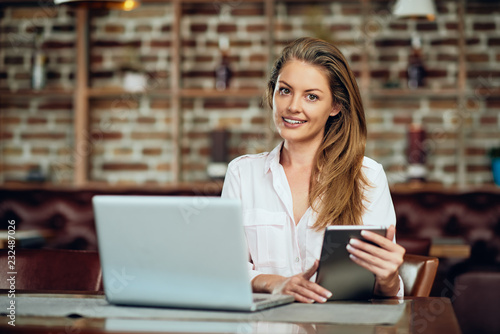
[282,117,307,127]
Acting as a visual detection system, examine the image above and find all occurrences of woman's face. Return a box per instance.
[273,60,339,147]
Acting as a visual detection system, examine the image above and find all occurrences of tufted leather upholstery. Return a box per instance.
[399,254,439,297]
[0,185,222,250]
[0,249,102,291]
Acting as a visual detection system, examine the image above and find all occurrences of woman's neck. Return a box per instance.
[280,140,320,169]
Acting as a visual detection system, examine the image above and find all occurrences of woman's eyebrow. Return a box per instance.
[278,80,323,93]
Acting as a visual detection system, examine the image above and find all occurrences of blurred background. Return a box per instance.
[0,1,499,333]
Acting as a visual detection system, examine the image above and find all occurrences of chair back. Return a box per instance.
[399,253,439,297]
[0,249,102,291]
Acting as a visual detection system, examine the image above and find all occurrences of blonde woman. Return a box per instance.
[222,37,405,303]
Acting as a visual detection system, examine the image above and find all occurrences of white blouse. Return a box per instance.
[221,143,403,297]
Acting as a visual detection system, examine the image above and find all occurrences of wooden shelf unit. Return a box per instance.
[0,0,473,188]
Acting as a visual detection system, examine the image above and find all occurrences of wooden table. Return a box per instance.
[0,292,462,334]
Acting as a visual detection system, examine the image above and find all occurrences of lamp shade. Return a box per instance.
[54,0,140,11]
[393,0,436,21]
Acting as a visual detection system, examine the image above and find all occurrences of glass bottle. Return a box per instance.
[215,36,232,91]
[31,32,47,91]
[407,35,425,90]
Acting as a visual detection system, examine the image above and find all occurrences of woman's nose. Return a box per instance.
[287,96,302,113]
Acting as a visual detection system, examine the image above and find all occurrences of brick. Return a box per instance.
[0,132,13,139]
[186,132,207,139]
[234,70,264,78]
[143,148,162,156]
[27,117,47,124]
[370,70,390,79]
[466,148,487,156]
[371,99,419,110]
[3,147,23,156]
[481,116,498,125]
[191,24,208,33]
[275,23,293,32]
[393,116,412,125]
[375,39,410,47]
[118,8,166,18]
[426,69,448,78]
[486,99,500,108]
[140,55,159,63]
[102,163,148,171]
[367,132,405,141]
[137,117,156,124]
[444,165,457,173]
[161,25,171,32]
[150,100,170,109]
[136,25,152,33]
[192,117,208,124]
[468,70,500,78]
[1,117,21,124]
[1,163,39,172]
[157,163,172,171]
[249,54,266,62]
[4,56,24,65]
[330,24,352,32]
[21,133,66,140]
[389,23,407,31]
[0,26,18,33]
[31,147,50,155]
[199,147,211,156]
[422,116,442,125]
[104,24,125,33]
[203,100,249,110]
[466,4,499,15]
[340,5,361,16]
[445,23,458,30]
[232,7,264,16]
[38,102,72,110]
[181,163,205,171]
[113,148,132,155]
[246,24,266,32]
[474,23,496,31]
[218,118,242,127]
[52,25,74,32]
[466,54,489,63]
[182,4,218,16]
[92,40,141,48]
[417,23,438,31]
[182,40,196,47]
[467,165,490,173]
[230,41,252,48]
[251,117,266,125]
[42,41,75,49]
[14,73,30,80]
[90,71,114,79]
[131,132,169,140]
[47,71,62,79]
[429,99,457,109]
[437,54,457,62]
[431,38,457,46]
[151,40,171,48]
[95,132,123,140]
[350,54,362,62]
[11,8,57,19]
[488,38,500,46]
[466,38,480,46]
[379,55,399,62]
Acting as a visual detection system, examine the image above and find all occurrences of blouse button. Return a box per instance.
[295,257,300,263]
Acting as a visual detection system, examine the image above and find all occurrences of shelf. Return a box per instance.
[180,88,264,99]
[86,87,264,99]
[0,89,74,99]
[369,88,460,98]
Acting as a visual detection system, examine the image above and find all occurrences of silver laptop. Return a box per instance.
[92,195,294,311]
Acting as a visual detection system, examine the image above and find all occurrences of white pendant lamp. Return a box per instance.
[393,0,436,21]
[54,0,140,11]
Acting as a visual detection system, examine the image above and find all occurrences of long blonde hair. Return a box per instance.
[266,37,369,229]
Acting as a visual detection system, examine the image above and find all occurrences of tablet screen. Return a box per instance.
[316,225,386,301]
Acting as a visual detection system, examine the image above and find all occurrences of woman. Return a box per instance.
[221,37,405,303]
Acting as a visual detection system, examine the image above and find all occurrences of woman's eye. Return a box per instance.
[307,94,318,101]
[279,87,290,95]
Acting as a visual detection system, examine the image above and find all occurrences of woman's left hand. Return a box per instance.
[346,225,405,296]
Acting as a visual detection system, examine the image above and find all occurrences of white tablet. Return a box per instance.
[316,225,387,301]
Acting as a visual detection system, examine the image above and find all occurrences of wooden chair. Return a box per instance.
[0,249,102,292]
[399,253,439,297]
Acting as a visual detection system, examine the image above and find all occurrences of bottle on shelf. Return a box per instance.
[215,36,232,91]
[406,123,427,182]
[31,32,47,91]
[407,34,426,90]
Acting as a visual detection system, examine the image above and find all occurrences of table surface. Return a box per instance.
[0,292,462,334]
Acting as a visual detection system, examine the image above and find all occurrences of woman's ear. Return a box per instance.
[329,104,341,117]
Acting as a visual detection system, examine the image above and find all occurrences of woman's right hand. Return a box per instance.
[252,260,332,303]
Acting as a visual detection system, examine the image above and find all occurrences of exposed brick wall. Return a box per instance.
[1,0,499,185]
